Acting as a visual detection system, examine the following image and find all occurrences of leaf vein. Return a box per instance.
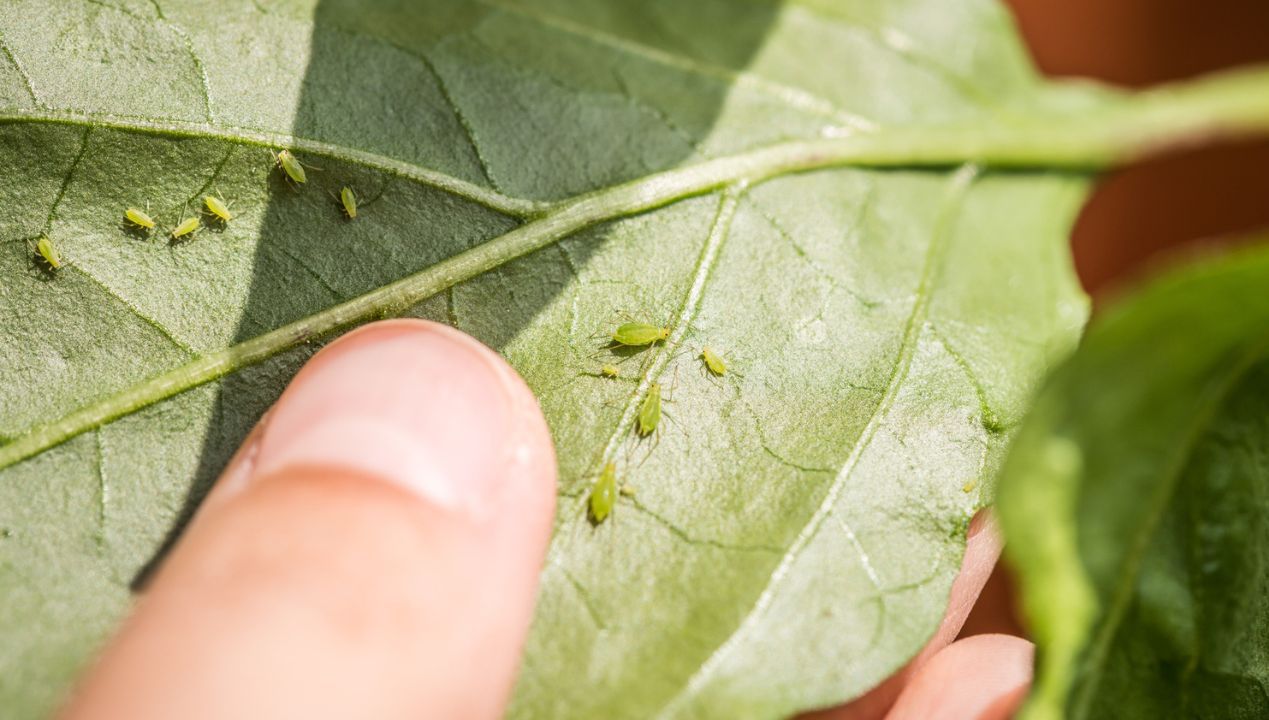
[94,429,106,550]
[0,33,44,108]
[629,498,783,555]
[43,126,92,233]
[472,0,876,131]
[72,263,198,355]
[0,109,541,218]
[414,49,501,192]
[157,14,216,123]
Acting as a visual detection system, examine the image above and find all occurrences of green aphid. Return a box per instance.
[600,363,620,378]
[124,206,156,230]
[636,383,662,437]
[619,483,636,498]
[170,215,201,240]
[612,321,670,347]
[203,193,233,222]
[589,462,618,524]
[273,149,308,184]
[701,346,727,376]
[33,235,65,270]
[339,186,357,219]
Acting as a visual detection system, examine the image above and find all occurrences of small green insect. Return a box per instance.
[619,483,636,498]
[203,193,233,222]
[124,206,156,231]
[589,462,618,524]
[636,382,662,437]
[339,186,357,219]
[273,149,308,184]
[701,346,727,376]
[170,215,201,240]
[33,235,65,270]
[612,321,670,347]
[600,364,620,378]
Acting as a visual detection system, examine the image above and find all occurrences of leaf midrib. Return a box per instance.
[3,67,1269,470]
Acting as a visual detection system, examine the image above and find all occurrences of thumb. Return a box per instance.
[62,320,557,720]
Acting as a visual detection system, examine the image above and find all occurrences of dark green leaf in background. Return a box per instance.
[998,243,1269,720]
[1,1,1268,718]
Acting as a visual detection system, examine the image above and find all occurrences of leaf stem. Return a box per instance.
[3,66,1269,470]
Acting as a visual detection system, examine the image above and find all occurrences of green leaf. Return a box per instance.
[1,1,1268,718]
[998,242,1269,720]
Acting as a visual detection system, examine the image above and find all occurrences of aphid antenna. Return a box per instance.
[211,186,234,209]
[166,202,185,230]
[633,429,661,468]
[663,364,680,402]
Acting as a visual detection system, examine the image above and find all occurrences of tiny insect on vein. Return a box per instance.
[612,321,671,347]
[601,364,620,378]
[33,235,65,270]
[339,186,357,219]
[637,383,662,437]
[273,149,309,184]
[589,462,618,524]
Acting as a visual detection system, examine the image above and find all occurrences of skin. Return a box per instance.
[61,320,1026,720]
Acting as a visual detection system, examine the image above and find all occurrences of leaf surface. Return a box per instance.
[998,243,1269,720]
[1,1,1268,718]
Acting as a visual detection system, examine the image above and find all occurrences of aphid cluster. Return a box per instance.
[587,317,733,525]
[30,148,360,273]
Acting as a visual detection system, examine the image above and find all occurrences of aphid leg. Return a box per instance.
[634,424,663,468]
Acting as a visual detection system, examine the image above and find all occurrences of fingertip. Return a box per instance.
[65,319,557,720]
[253,318,556,521]
[884,634,1034,720]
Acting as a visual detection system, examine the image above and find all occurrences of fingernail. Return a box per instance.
[248,320,539,514]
